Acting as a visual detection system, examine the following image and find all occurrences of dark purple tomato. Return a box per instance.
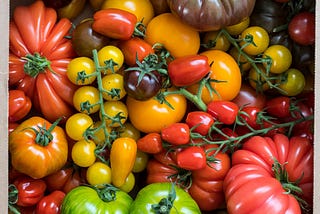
[43,0,72,9]
[288,12,315,46]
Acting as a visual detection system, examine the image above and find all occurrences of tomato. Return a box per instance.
[202,30,231,51]
[187,50,242,103]
[57,0,86,20]
[89,0,105,10]
[185,111,215,136]
[137,132,163,154]
[231,83,266,109]
[288,12,315,46]
[101,0,155,25]
[10,175,47,207]
[176,146,207,170]
[110,137,137,187]
[130,182,201,213]
[277,68,306,96]
[132,150,149,173]
[161,123,190,146]
[144,13,200,58]
[117,122,141,141]
[9,1,77,123]
[100,100,128,127]
[248,64,272,92]
[67,57,96,85]
[206,100,239,125]
[73,86,100,114]
[9,117,68,179]
[225,17,250,36]
[126,88,187,133]
[238,106,262,129]
[71,139,97,167]
[35,190,65,214]
[228,46,252,72]
[97,45,124,74]
[71,18,110,58]
[265,96,291,118]
[263,44,292,74]
[9,89,32,122]
[61,185,133,213]
[101,73,126,101]
[65,113,94,141]
[92,8,137,41]
[149,0,170,15]
[42,0,72,9]
[118,172,135,193]
[168,55,211,87]
[240,26,270,55]
[86,162,112,187]
[224,134,313,213]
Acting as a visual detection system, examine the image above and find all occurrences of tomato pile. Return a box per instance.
[8,0,315,213]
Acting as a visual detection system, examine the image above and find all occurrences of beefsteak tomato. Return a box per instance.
[9,1,78,123]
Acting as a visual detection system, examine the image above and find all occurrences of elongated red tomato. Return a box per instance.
[137,132,163,154]
[176,146,206,170]
[9,89,32,122]
[161,123,190,145]
[92,8,137,40]
[185,111,215,136]
[9,1,77,123]
[35,190,65,214]
[206,100,239,125]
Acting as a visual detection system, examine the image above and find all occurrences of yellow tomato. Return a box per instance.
[101,73,127,101]
[240,26,270,55]
[225,17,250,36]
[67,57,96,85]
[202,30,231,51]
[86,162,112,187]
[71,139,96,167]
[97,45,124,74]
[100,100,128,127]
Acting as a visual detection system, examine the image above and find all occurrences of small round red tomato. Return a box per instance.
[73,86,100,114]
[144,13,200,58]
[288,12,315,46]
[277,68,305,96]
[65,113,93,141]
[263,44,292,74]
[240,26,270,55]
[126,88,187,133]
[187,50,242,103]
[71,139,96,167]
[67,57,96,85]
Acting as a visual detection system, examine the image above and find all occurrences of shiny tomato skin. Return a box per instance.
[265,96,291,118]
[288,12,315,46]
[176,146,207,170]
[73,86,100,114]
[240,26,270,55]
[35,190,65,214]
[277,68,306,96]
[185,111,215,136]
[137,132,163,154]
[238,106,261,129]
[161,123,190,145]
[9,89,32,122]
[206,100,239,125]
[231,83,266,109]
[263,44,292,74]
[126,89,187,133]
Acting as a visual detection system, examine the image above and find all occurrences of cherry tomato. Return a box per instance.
[71,139,97,167]
[117,122,141,141]
[97,45,124,74]
[67,57,96,85]
[137,132,163,154]
[132,150,149,173]
[9,89,32,122]
[277,68,306,96]
[101,73,127,101]
[188,50,242,103]
[288,12,315,46]
[231,83,267,109]
[225,17,250,36]
[176,146,207,170]
[91,120,113,145]
[86,162,112,187]
[126,88,187,133]
[161,123,190,145]
[238,106,261,129]
[100,100,128,127]
[265,96,291,118]
[240,26,270,55]
[248,64,273,92]
[101,0,155,25]
[73,86,100,114]
[202,30,231,51]
[144,13,200,58]
[185,111,215,136]
[118,172,135,193]
[263,44,292,74]
[35,190,65,214]
[65,113,93,141]
[206,100,239,125]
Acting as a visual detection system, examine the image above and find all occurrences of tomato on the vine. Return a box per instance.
[67,57,96,85]
[71,139,96,167]
[240,26,270,55]
[277,68,306,96]
[100,100,128,128]
[202,30,231,51]
[101,73,127,101]
[65,113,93,141]
[97,45,124,74]
[73,86,100,114]
[86,162,112,187]
[263,44,292,74]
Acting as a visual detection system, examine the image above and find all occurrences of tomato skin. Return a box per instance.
[65,113,94,141]
[86,162,112,186]
[73,86,100,114]
[11,176,47,207]
[231,83,266,109]
[137,132,163,154]
[144,13,200,58]
[176,146,206,170]
[161,123,190,145]
[130,182,201,213]
[240,26,270,55]
[9,89,32,123]
[126,88,187,133]
[9,117,68,179]
[110,137,137,187]
[71,139,97,167]
[61,186,133,213]
[207,100,239,125]
[185,111,215,136]
[35,190,65,214]
[92,8,137,40]
[265,96,291,118]
[263,44,292,74]
[238,106,261,129]
[288,12,315,46]
[277,68,306,96]
[168,55,211,87]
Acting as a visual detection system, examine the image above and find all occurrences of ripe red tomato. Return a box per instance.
[288,12,315,46]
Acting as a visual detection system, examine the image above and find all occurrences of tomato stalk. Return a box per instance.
[151,183,176,214]
[22,53,54,78]
[8,184,20,214]
[92,184,119,202]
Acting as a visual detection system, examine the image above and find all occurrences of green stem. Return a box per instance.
[22,53,54,78]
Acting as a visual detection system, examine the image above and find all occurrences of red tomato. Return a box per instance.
[161,123,190,145]
[224,134,313,213]
[288,12,315,46]
[35,190,65,214]
[176,146,206,170]
[136,132,163,154]
[238,106,262,129]
[185,111,215,136]
[206,100,239,125]
[231,83,266,109]
[265,96,291,118]
[9,90,32,123]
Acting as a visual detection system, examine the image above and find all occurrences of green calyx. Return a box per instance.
[21,53,54,78]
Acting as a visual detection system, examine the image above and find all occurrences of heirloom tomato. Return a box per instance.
[263,44,292,74]
[9,117,68,179]
[61,185,133,213]
[144,13,200,58]
[126,88,187,133]
[35,190,65,214]
[277,68,306,96]
[137,132,163,154]
[101,0,155,25]
[9,1,77,123]
[187,50,241,103]
[9,89,32,122]
[224,134,313,213]
[131,182,201,213]
[97,45,124,74]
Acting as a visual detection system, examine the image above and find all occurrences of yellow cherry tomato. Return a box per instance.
[67,57,96,85]
[263,45,292,74]
[86,162,112,187]
[118,172,135,193]
[132,150,149,173]
[248,65,273,92]
[97,45,124,74]
[65,113,93,141]
[71,139,96,167]
[91,121,114,145]
[277,68,306,96]
[240,26,270,55]
[225,17,250,36]
[202,30,231,51]
[73,86,100,114]
[101,73,126,101]
[100,100,128,127]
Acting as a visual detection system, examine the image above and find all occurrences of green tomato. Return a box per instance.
[61,185,133,214]
[130,182,201,214]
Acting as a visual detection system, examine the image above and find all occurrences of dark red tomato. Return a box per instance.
[168,55,211,87]
[207,100,239,125]
[35,190,65,214]
[265,96,291,118]
[232,84,266,109]
[238,106,262,129]
[92,8,137,40]
[137,132,163,154]
[288,12,315,46]
[176,146,206,170]
[161,123,190,145]
[11,176,47,207]
[186,111,215,136]
[9,90,32,123]
[118,37,154,66]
